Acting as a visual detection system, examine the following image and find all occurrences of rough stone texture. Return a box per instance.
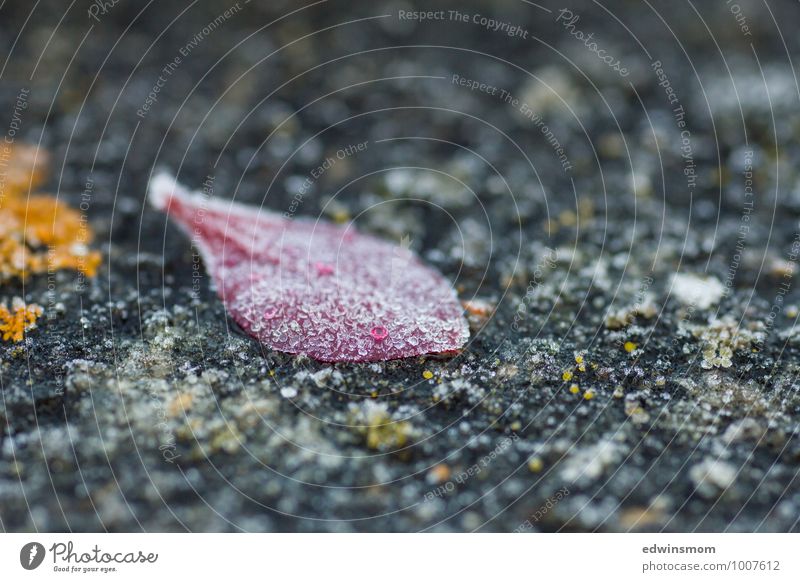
[1,0,799,532]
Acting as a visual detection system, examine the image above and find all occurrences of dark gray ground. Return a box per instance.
[2,0,800,532]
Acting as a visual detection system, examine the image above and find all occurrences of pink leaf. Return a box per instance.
[148,174,469,363]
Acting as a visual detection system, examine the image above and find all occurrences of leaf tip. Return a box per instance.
[148,172,182,212]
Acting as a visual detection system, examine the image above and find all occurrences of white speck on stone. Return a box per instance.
[280,387,298,399]
[670,273,725,310]
[722,419,765,444]
[689,458,737,498]
[560,438,623,484]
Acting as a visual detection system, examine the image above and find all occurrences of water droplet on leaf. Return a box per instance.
[370,325,389,342]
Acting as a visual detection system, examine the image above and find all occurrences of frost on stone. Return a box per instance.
[670,273,725,310]
[686,316,763,369]
[148,173,469,363]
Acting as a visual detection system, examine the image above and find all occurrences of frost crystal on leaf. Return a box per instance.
[149,174,469,363]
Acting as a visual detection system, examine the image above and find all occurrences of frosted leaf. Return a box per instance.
[149,174,469,363]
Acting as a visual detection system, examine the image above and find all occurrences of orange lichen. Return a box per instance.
[462,298,495,317]
[0,143,49,199]
[0,298,42,342]
[427,463,451,484]
[0,144,100,280]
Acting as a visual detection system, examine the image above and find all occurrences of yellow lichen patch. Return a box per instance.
[167,393,194,418]
[350,402,413,452]
[0,144,100,281]
[331,209,350,224]
[528,457,544,473]
[624,399,650,425]
[619,504,666,530]
[0,298,42,342]
[208,423,243,454]
[544,218,560,235]
[578,197,594,221]
[365,412,411,451]
[558,209,576,227]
